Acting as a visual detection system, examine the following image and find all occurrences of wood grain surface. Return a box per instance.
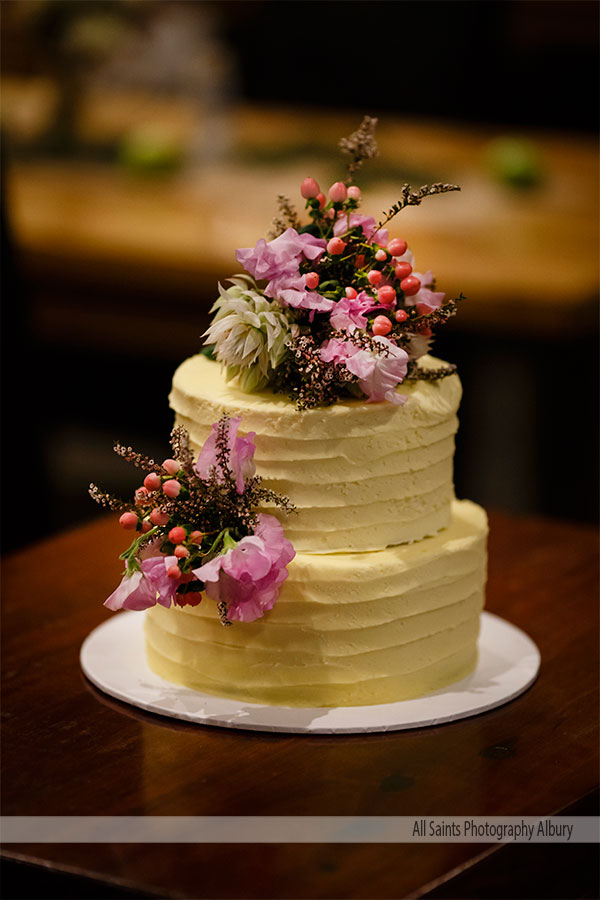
[1,509,598,898]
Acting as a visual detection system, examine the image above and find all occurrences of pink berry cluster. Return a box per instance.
[117,457,206,581]
[298,175,431,338]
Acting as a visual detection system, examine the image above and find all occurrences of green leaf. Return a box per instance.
[298,223,321,237]
[200,344,217,360]
[176,580,205,594]
[222,529,237,552]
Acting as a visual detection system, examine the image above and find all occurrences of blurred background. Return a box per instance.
[1,0,598,552]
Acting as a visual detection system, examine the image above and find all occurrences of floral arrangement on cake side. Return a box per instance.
[90,417,295,625]
[204,116,465,409]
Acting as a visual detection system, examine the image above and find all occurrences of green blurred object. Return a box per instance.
[118,127,184,175]
[485,137,544,188]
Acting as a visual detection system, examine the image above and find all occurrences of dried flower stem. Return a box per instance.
[113,443,162,473]
[170,425,195,474]
[377,183,460,231]
[268,194,302,239]
[217,601,232,627]
[88,483,131,512]
[339,116,379,183]
[405,362,457,381]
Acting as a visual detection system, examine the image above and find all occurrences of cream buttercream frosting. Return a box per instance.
[169,353,462,553]
[145,353,488,708]
[145,499,488,707]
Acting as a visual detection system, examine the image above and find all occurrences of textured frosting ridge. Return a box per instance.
[145,499,488,707]
[146,353,488,708]
[169,353,462,553]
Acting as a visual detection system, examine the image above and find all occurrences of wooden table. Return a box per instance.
[1,510,598,899]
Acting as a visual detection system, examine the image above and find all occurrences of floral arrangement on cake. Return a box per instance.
[89,417,295,624]
[204,116,464,409]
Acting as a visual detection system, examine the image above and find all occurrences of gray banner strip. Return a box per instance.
[1,817,598,844]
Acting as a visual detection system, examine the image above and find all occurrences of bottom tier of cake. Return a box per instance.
[145,499,488,708]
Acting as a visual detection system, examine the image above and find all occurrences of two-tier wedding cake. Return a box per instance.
[92,117,487,708]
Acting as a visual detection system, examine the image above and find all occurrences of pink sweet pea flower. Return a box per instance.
[194,416,256,494]
[105,568,158,611]
[405,270,445,311]
[265,274,335,313]
[320,336,360,365]
[320,336,408,405]
[269,228,327,261]
[192,514,295,622]
[236,228,327,282]
[235,238,295,282]
[345,336,409,404]
[104,556,196,611]
[329,290,373,332]
[334,213,388,246]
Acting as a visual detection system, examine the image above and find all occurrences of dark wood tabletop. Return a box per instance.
[1,509,598,899]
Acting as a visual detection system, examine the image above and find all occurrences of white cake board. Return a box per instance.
[80,611,540,734]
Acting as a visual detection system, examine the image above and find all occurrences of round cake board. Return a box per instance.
[80,611,540,734]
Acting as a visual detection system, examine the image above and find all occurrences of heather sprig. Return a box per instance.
[169,424,195,475]
[268,194,302,239]
[271,333,358,410]
[404,361,458,381]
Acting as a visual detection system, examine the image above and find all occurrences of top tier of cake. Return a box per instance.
[170,354,461,553]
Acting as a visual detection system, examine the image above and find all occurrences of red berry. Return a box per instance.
[162,458,179,475]
[388,238,408,257]
[150,508,169,526]
[163,479,181,498]
[345,286,358,299]
[327,237,346,255]
[305,272,319,289]
[167,565,181,580]
[329,181,348,203]
[316,192,326,209]
[142,520,152,533]
[372,315,392,336]
[394,261,413,280]
[119,512,138,530]
[347,185,361,199]
[169,526,186,544]
[174,545,190,559]
[395,309,408,323]
[354,254,365,268]
[190,531,203,545]
[300,177,320,199]
[143,472,161,491]
[400,275,421,296]
[367,269,382,285]
[377,285,396,307]
[135,486,149,503]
